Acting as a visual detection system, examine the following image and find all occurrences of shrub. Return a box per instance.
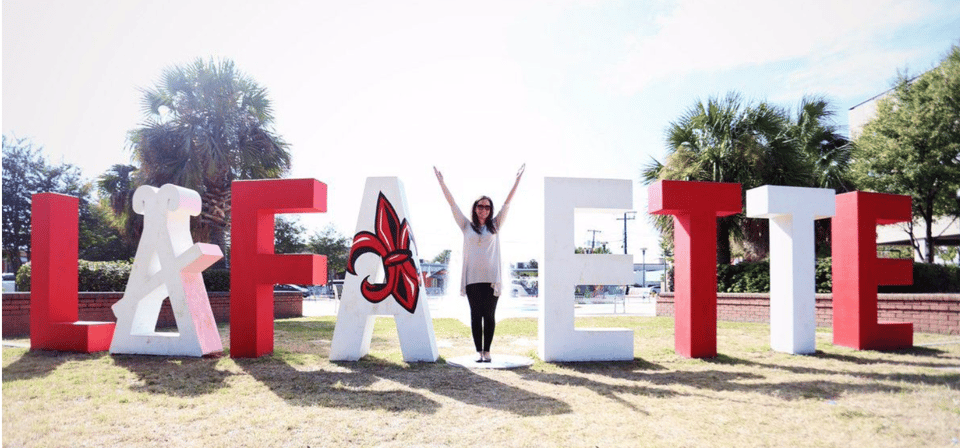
[203,269,230,292]
[708,258,957,294]
[717,261,770,293]
[815,257,832,293]
[78,260,132,291]
[15,263,31,291]
[16,260,132,292]
[879,262,960,293]
[14,261,233,292]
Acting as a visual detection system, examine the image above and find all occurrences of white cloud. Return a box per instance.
[610,0,940,94]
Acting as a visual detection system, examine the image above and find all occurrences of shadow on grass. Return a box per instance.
[345,355,573,417]
[221,318,444,413]
[2,349,101,381]
[697,353,958,395]
[224,316,574,416]
[534,352,954,402]
[112,355,236,397]
[238,353,572,416]
[812,346,957,368]
[236,357,444,414]
[543,360,777,399]
[517,359,677,412]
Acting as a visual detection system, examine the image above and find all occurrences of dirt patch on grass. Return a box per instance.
[4,316,959,447]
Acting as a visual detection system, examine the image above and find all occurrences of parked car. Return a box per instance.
[274,284,309,297]
[2,273,15,292]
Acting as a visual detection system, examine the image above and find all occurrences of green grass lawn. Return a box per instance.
[3,316,959,447]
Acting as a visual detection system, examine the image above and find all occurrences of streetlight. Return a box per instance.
[640,247,647,289]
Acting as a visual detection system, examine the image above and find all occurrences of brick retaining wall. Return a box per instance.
[2,292,303,338]
[656,293,960,335]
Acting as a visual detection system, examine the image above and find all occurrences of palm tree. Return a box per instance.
[785,96,852,257]
[127,58,291,255]
[643,92,805,264]
[787,96,852,192]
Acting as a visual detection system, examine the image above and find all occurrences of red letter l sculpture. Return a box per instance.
[30,193,115,352]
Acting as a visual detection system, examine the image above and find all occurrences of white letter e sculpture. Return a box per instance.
[110,184,224,356]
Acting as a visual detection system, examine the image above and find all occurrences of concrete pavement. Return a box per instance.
[303,293,656,326]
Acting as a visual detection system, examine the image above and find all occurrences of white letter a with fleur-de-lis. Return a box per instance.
[110,184,223,356]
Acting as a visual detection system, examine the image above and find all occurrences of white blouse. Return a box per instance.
[447,201,509,297]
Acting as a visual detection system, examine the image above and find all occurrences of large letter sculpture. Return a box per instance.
[110,185,224,356]
[539,177,634,362]
[747,186,835,354]
[30,193,115,352]
[832,191,913,350]
[330,177,438,362]
[231,179,328,358]
[649,180,741,358]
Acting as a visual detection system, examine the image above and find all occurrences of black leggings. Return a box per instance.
[465,283,499,352]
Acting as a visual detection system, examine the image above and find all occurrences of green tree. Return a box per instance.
[306,225,352,281]
[96,164,141,244]
[78,200,136,262]
[274,216,308,254]
[576,245,612,254]
[127,57,291,256]
[431,249,451,264]
[852,45,960,263]
[643,93,805,264]
[2,136,88,272]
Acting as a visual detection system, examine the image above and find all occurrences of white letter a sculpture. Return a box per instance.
[330,177,438,362]
[110,184,224,356]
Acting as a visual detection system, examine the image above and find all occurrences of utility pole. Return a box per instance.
[587,230,601,253]
[616,212,636,254]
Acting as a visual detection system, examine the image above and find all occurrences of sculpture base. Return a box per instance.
[446,354,534,369]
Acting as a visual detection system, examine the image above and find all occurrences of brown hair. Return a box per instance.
[470,196,497,234]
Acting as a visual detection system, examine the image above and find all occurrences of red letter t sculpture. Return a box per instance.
[649,180,741,358]
[230,179,328,358]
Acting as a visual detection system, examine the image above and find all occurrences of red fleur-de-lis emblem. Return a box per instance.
[347,193,421,313]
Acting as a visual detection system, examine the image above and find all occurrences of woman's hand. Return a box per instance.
[433,166,444,183]
[516,163,525,180]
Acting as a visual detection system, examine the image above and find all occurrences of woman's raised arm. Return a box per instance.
[434,166,457,207]
[502,163,525,208]
[434,166,468,228]
[495,164,524,228]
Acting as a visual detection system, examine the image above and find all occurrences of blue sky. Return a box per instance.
[4,0,960,266]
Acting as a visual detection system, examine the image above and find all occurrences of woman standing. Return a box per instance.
[434,164,525,363]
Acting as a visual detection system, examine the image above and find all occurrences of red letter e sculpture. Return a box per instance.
[832,191,913,350]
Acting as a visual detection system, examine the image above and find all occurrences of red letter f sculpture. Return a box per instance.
[230,179,328,358]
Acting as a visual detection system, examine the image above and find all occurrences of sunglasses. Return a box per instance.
[476,204,492,210]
